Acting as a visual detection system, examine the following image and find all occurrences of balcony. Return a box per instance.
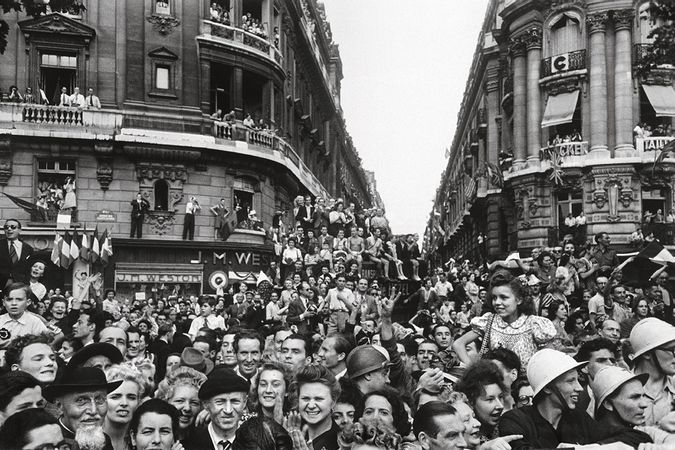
[198,20,283,70]
[636,136,675,152]
[0,103,123,135]
[539,141,589,162]
[540,49,586,79]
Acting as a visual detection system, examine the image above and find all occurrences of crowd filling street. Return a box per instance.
[3,199,675,450]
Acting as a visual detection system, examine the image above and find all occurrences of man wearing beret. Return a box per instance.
[183,367,250,450]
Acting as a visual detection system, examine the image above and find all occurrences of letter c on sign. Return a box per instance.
[553,55,568,72]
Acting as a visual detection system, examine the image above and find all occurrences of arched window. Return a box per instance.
[154,179,169,210]
[548,11,583,56]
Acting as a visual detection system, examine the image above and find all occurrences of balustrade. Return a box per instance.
[636,136,674,152]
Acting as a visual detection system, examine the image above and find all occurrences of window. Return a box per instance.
[547,11,582,56]
[155,66,170,90]
[557,191,583,230]
[154,179,169,210]
[35,159,77,222]
[40,52,77,105]
[155,0,171,15]
[233,177,258,227]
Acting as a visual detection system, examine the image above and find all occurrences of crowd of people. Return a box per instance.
[210,2,231,25]
[3,201,675,449]
[634,122,675,139]
[241,13,267,39]
[0,85,101,108]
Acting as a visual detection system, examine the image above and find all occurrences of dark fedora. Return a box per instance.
[180,347,214,374]
[67,342,124,369]
[43,366,123,401]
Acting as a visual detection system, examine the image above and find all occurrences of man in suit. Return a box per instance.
[0,219,34,289]
[130,193,150,238]
[85,87,102,109]
[58,87,70,107]
[404,277,439,312]
[287,281,315,335]
[183,367,250,450]
[151,323,174,382]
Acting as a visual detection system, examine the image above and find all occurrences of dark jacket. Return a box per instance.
[182,426,217,450]
[130,198,150,219]
[233,416,292,450]
[287,297,311,335]
[0,238,34,287]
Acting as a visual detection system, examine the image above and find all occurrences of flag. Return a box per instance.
[652,139,675,174]
[91,226,100,263]
[638,241,675,264]
[100,229,112,265]
[39,88,49,104]
[60,231,71,269]
[80,231,90,261]
[51,232,62,266]
[256,271,271,287]
[69,229,80,264]
[2,192,41,217]
[485,162,504,189]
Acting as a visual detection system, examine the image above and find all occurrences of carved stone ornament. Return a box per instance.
[545,76,582,96]
[523,27,543,51]
[0,137,12,186]
[19,13,96,43]
[613,10,634,31]
[586,12,608,33]
[145,210,176,236]
[146,14,181,35]
[508,35,527,58]
[592,169,634,221]
[136,162,186,221]
[94,143,114,191]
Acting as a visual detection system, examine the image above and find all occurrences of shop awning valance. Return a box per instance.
[643,84,675,117]
[541,90,580,128]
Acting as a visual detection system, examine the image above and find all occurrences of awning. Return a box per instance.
[643,84,675,117]
[541,90,580,128]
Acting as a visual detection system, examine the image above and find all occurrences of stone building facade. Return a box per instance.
[0,0,376,297]
[426,0,675,266]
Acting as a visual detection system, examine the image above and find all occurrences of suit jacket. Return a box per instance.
[0,238,34,288]
[151,338,172,382]
[131,198,150,219]
[287,297,311,335]
[182,427,218,450]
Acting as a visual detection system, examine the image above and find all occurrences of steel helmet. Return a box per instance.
[527,349,587,398]
[629,318,675,361]
[346,345,391,379]
[590,366,649,411]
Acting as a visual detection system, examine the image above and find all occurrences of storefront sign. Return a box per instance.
[540,142,589,160]
[116,272,203,283]
[96,210,117,222]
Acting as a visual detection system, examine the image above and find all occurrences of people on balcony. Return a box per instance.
[23,87,35,104]
[210,2,230,25]
[241,13,267,38]
[7,85,23,103]
[243,113,255,128]
[61,177,77,211]
[69,87,86,109]
[85,88,101,109]
[58,87,70,107]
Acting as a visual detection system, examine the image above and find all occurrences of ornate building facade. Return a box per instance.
[426,0,675,266]
[0,0,376,297]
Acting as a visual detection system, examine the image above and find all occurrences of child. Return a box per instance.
[319,241,333,271]
[0,283,49,346]
[439,298,454,323]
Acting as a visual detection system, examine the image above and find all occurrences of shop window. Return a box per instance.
[154,179,169,210]
[40,52,78,105]
[547,11,582,57]
[35,159,77,222]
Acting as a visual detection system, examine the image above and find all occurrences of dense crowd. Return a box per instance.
[2,203,675,449]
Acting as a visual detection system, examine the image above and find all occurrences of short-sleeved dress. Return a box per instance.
[471,312,556,371]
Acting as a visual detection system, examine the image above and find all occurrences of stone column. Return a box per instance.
[588,13,610,158]
[510,36,528,169]
[525,28,543,166]
[233,67,244,119]
[614,10,635,156]
[485,65,501,165]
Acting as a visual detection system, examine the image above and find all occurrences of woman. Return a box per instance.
[620,296,650,338]
[564,310,587,344]
[455,360,506,442]
[328,201,347,237]
[62,177,76,210]
[128,398,181,450]
[104,364,146,450]
[155,366,206,443]
[338,418,402,450]
[27,258,47,303]
[47,296,69,331]
[452,270,556,372]
[281,237,302,281]
[57,333,82,363]
[355,387,411,440]
[289,365,341,450]
[547,299,573,348]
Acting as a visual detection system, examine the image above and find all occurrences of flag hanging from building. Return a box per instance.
[69,229,80,265]
[80,231,90,261]
[51,232,62,266]
[91,226,100,264]
[100,229,112,265]
[60,231,71,269]
[2,193,40,217]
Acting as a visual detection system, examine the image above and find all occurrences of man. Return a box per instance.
[85,87,101,109]
[281,333,312,372]
[5,334,58,384]
[67,342,124,371]
[316,334,353,380]
[182,196,201,240]
[69,87,85,108]
[607,285,631,324]
[416,340,439,371]
[499,349,620,449]
[644,282,667,321]
[405,278,439,312]
[183,367,250,450]
[0,408,66,450]
[58,86,70,106]
[126,327,142,363]
[287,281,315,335]
[413,401,468,450]
[630,318,675,426]
[152,323,174,381]
[588,276,609,324]
[434,271,454,306]
[43,366,122,450]
[353,278,378,322]
[317,225,334,252]
[73,309,98,347]
[592,232,618,275]
[272,327,292,362]
[130,193,150,238]
[365,228,389,279]
[599,319,621,344]
[655,271,672,320]
[234,330,262,381]
[188,297,225,339]
[0,219,34,287]
[0,283,48,347]
[345,344,391,396]
[241,292,265,328]
[219,330,238,369]
[0,371,44,426]
[325,274,354,334]
[346,226,365,274]
[574,337,619,415]
[98,326,128,356]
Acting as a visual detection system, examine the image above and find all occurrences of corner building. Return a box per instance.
[0,0,375,297]
[426,0,675,266]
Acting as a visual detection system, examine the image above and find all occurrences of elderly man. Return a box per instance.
[183,367,250,450]
[67,342,124,371]
[499,349,625,449]
[43,366,122,450]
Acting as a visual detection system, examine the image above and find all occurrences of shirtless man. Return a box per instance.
[347,226,365,274]
[365,229,389,280]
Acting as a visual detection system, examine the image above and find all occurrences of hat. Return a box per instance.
[198,367,250,400]
[248,210,257,217]
[180,347,214,374]
[346,345,391,379]
[629,318,675,361]
[43,367,123,402]
[67,343,124,369]
[527,349,587,398]
[527,275,542,286]
[590,366,649,411]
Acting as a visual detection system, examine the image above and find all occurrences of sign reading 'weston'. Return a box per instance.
[116,273,203,283]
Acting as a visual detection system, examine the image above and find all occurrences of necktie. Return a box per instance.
[87,96,91,106]
[9,243,17,264]
[219,440,231,450]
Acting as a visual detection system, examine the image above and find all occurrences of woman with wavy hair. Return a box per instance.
[104,363,146,450]
[155,366,206,443]
[338,417,402,450]
[452,270,556,372]
[354,386,411,440]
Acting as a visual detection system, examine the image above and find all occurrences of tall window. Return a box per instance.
[233,178,257,226]
[557,191,583,230]
[35,159,76,222]
[548,12,582,56]
[40,53,77,105]
[155,66,170,90]
[154,179,169,210]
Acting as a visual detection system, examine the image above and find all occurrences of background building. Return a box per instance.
[0,0,378,298]
[426,0,675,267]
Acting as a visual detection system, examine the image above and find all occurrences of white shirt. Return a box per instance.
[188,313,225,339]
[434,280,453,297]
[59,93,70,106]
[69,93,85,107]
[186,201,197,214]
[208,422,235,450]
[576,215,587,225]
[0,311,48,345]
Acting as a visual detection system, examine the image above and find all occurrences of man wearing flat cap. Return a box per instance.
[43,366,122,450]
[183,367,250,450]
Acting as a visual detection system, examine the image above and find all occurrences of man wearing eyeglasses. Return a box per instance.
[0,219,34,288]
